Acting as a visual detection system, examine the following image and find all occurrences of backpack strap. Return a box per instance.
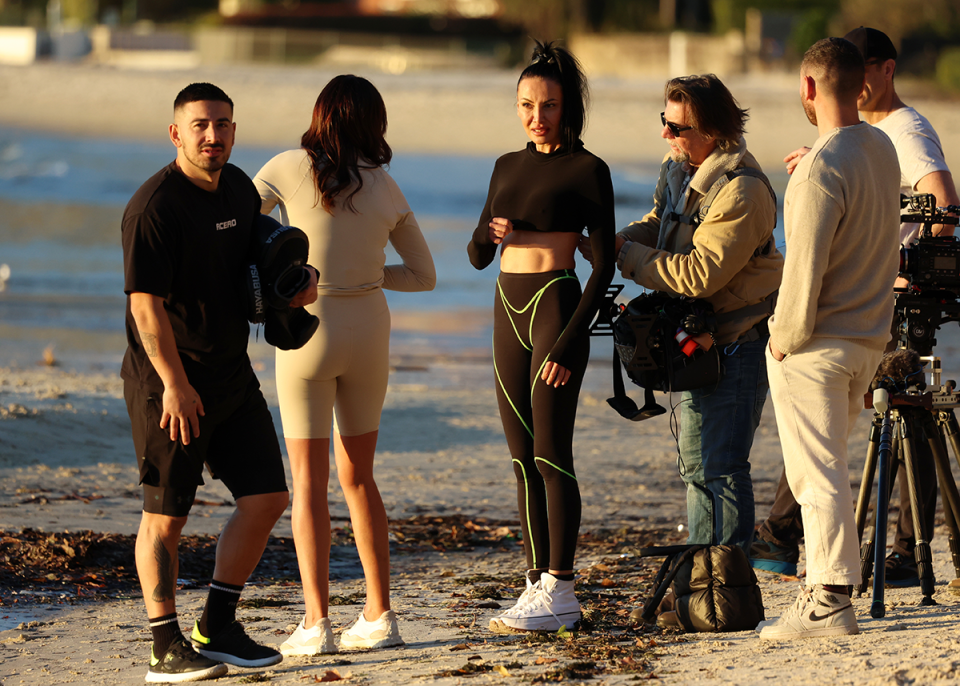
[639,544,710,622]
[698,166,777,229]
[662,166,778,258]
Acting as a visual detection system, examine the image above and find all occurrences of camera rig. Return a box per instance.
[856,194,960,612]
[895,193,960,355]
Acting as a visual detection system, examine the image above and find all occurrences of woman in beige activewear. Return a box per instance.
[253,75,435,654]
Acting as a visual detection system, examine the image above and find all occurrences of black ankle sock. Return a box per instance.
[149,613,181,655]
[527,569,548,585]
[199,580,243,638]
[552,573,576,581]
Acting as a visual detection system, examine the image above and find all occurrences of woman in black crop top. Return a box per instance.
[468,40,615,633]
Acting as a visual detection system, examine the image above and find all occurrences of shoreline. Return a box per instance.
[2,62,959,172]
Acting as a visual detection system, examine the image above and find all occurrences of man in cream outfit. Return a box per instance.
[760,37,900,640]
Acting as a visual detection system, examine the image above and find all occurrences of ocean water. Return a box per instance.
[0,126,785,360]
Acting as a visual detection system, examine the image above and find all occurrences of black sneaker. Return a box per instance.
[146,633,228,683]
[885,552,921,588]
[750,538,799,576]
[191,621,283,668]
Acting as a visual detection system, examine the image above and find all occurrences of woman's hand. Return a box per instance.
[489,217,514,244]
[541,361,572,388]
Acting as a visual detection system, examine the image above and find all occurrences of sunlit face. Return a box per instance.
[517,77,563,153]
[661,100,716,167]
[169,100,236,180]
[858,59,890,113]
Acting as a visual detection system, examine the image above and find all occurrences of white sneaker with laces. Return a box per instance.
[339,610,404,650]
[279,617,337,656]
[494,576,542,620]
[492,573,581,633]
[759,585,858,640]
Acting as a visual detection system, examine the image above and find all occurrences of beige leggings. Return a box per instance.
[276,289,390,439]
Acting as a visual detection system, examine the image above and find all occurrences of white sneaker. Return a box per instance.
[494,576,542,620]
[339,610,404,650]
[492,573,581,632]
[279,617,337,656]
[759,585,858,640]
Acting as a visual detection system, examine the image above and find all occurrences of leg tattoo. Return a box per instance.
[151,536,175,603]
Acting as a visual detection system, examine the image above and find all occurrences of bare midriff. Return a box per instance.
[499,230,580,274]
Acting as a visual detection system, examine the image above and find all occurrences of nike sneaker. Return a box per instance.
[759,585,858,640]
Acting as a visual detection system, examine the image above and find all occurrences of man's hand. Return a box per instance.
[289,267,319,308]
[489,217,513,244]
[541,361,572,388]
[784,146,812,175]
[160,382,205,445]
[768,339,785,362]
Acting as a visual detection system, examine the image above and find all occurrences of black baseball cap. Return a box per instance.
[843,26,898,62]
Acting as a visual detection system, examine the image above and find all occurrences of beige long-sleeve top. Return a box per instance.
[253,149,436,295]
[769,123,900,355]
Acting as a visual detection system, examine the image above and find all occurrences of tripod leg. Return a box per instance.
[933,411,960,579]
[857,415,882,597]
[902,412,937,605]
[857,416,881,538]
[870,410,895,617]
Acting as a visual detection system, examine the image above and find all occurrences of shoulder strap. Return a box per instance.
[700,167,777,228]
[606,347,667,421]
[664,166,778,235]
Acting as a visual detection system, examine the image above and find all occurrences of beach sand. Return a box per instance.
[2,61,960,684]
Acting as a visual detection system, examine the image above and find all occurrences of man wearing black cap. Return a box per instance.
[752,27,960,590]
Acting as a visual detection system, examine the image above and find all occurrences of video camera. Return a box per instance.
[895,194,960,355]
[899,194,960,291]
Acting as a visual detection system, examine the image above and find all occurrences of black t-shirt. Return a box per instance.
[467,142,616,367]
[121,161,260,396]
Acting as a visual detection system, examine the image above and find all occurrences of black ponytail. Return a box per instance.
[518,40,589,151]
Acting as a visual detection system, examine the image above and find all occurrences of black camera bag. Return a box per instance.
[606,292,720,421]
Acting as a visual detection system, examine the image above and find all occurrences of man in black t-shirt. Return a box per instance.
[121,82,317,682]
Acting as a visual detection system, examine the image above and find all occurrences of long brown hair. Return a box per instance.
[300,75,392,213]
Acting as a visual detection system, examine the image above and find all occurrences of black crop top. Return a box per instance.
[468,141,616,367]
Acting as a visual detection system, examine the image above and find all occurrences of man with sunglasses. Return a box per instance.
[753,27,960,591]
[609,74,783,553]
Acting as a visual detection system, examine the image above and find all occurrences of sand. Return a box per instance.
[1,61,960,685]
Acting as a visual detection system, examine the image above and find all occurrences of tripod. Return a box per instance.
[854,369,960,617]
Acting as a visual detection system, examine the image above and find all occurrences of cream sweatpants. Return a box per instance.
[766,338,882,586]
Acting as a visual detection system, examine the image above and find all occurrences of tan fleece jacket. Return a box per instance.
[618,137,783,344]
[769,123,900,355]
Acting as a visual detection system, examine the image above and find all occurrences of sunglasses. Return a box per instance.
[661,112,693,137]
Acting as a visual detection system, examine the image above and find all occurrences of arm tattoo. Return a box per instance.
[151,536,175,603]
[142,333,159,358]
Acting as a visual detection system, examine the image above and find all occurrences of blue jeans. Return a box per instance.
[678,335,768,553]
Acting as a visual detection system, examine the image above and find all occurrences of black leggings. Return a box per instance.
[493,270,589,572]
